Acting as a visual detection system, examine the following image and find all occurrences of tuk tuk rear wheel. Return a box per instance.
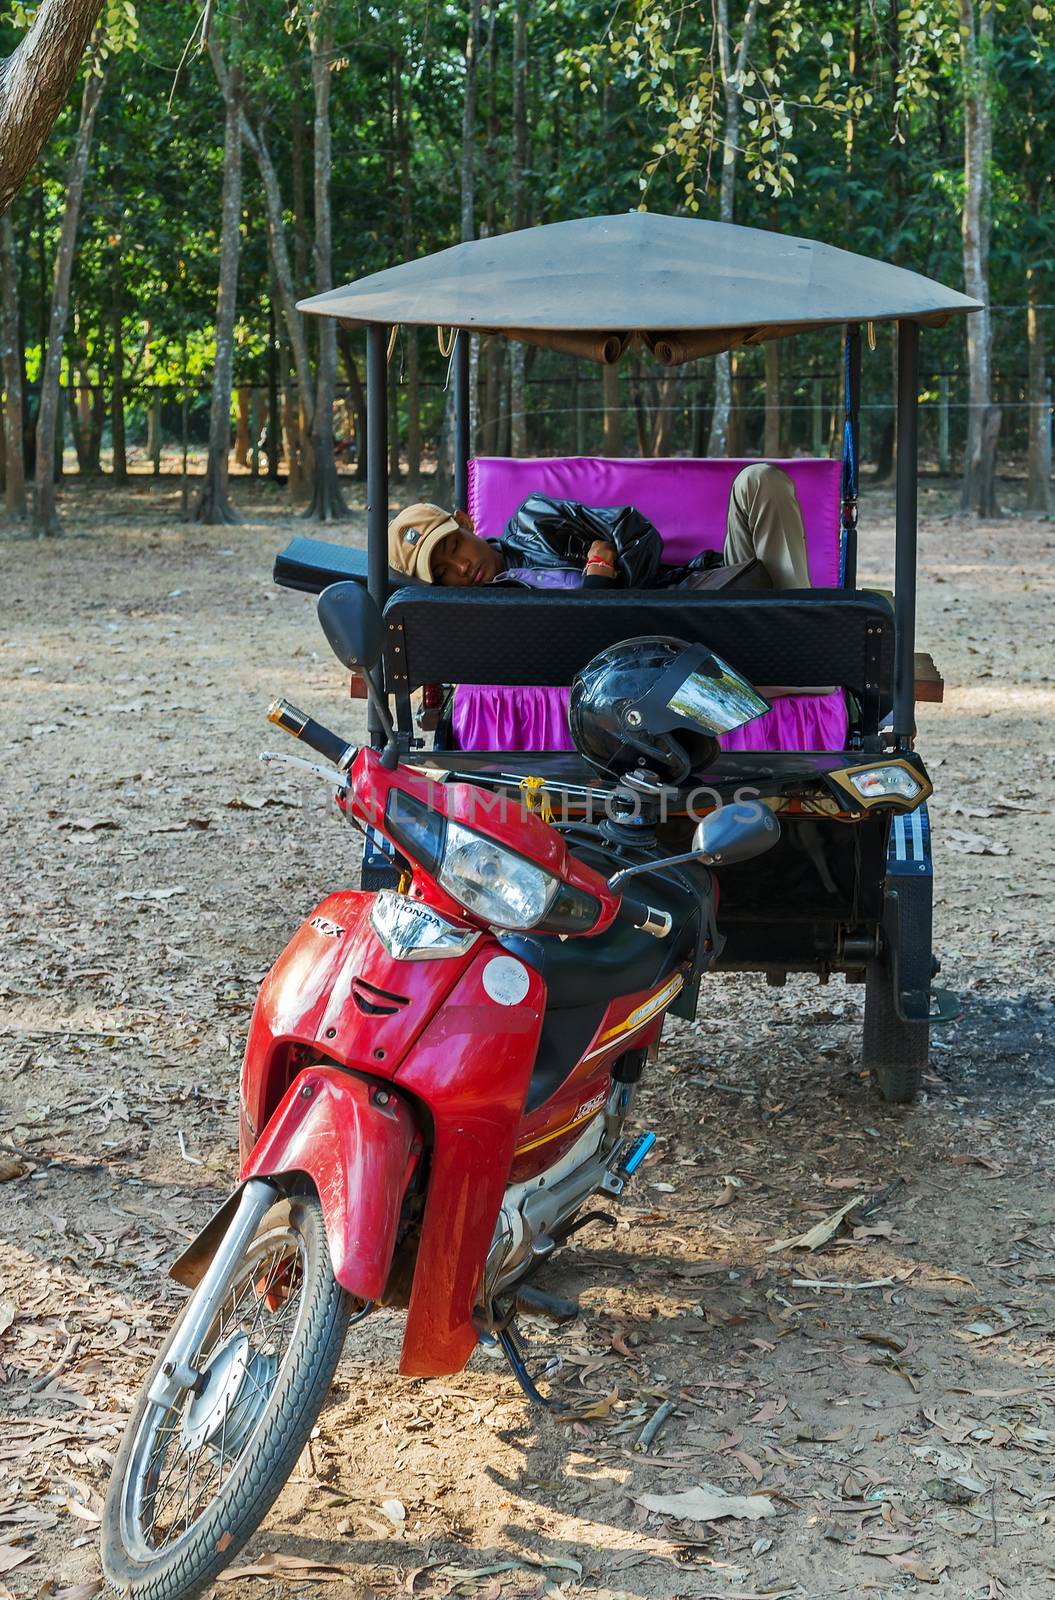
[863,961,927,1104]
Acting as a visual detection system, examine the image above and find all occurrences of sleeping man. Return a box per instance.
[387,463,812,592]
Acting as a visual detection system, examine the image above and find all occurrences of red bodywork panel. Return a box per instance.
[341,748,621,935]
[509,976,680,1182]
[242,1065,420,1301]
[240,888,544,1377]
[395,949,545,1376]
[233,747,692,1379]
[239,889,477,1153]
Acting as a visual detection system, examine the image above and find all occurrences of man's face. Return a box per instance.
[429,513,504,587]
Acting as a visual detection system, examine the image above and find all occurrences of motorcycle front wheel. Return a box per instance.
[102,1194,353,1600]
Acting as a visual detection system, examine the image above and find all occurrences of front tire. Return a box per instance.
[102,1194,352,1600]
[863,960,928,1104]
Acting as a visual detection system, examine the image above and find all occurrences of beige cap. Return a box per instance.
[388,503,459,582]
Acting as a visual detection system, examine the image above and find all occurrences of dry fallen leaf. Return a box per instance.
[556,1385,618,1421]
[766,1194,867,1253]
[220,1553,349,1581]
[923,1476,979,1505]
[0,1160,25,1185]
[0,1549,33,1577]
[946,828,1010,856]
[886,1552,947,1582]
[947,1152,1003,1174]
[857,1330,907,1352]
[634,1484,776,1523]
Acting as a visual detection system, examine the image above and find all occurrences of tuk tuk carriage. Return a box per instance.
[274,211,978,1103]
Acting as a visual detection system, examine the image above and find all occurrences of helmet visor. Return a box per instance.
[665,654,770,735]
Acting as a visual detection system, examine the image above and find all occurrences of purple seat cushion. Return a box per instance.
[452,684,849,756]
[469,455,843,587]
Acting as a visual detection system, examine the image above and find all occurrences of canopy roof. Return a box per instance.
[299,211,980,365]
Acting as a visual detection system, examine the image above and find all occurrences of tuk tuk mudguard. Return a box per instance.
[881,803,934,1023]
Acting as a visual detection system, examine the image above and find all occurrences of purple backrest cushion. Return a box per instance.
[468,456,843,588]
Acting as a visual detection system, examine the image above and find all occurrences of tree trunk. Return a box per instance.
[110,240,127,483]
[958,0,998,516]
[1026,274,1050,514]
[337,328,368,481]
[81,378,103,472]
[291,89,309,296]
[234,386,250,467]
[209,40,315,490]
[265,286,281,480]
[764,339,780,457]
[508,0,528,455]
[650,371,678,455]
[0,212,24,515]
[0,0,103,218]
[462,0,481,451]
[394,57,419,481]
[388,348,400,481]
[601,364,622,456]
[707,0,758,456]
[31,60,105,535]
[405,326,420,482]
[302,0,346,521]
[195,55,243,525]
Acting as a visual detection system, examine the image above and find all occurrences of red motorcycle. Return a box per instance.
[102,583,779,1599]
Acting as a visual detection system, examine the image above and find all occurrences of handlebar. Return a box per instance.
[267,698,354,768]
[616,894,673,939]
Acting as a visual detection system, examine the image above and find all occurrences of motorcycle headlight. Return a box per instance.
[438,822,559,930]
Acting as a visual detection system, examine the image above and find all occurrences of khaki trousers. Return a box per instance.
[723,462,811,590]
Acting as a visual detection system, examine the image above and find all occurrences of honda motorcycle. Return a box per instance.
[102,583,779,1598]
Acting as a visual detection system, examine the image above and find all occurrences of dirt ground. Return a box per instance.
[1,471,1053,1600]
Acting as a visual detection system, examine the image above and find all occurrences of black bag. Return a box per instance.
[498,494,664,588]
[674,557,772,593]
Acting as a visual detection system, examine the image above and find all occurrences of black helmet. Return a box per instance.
[568,636,770,784]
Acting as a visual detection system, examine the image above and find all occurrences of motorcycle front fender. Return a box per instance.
[239,1065,422,1302]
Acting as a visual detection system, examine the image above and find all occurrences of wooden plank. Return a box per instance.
[915,650,944,703]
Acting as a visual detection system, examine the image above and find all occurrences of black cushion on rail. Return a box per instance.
[273,537,426,599]
[381,586,895,705]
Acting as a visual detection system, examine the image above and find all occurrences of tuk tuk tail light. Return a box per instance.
[846,765,922,803]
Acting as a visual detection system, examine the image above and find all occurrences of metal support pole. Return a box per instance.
[842,325,861,591]
[453,330,470,510]
[893,319,920,748]
[366,324,390,606]
[366,323,390,746]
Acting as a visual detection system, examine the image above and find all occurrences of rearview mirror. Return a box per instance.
[693,801,780,866]
[318,582,383,673]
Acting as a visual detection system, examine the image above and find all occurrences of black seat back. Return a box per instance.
[382,587,894,733]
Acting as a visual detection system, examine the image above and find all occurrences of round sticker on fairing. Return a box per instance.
[482,955,531,1006]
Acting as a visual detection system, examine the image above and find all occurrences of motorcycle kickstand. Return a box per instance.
[495,1321,557,1410]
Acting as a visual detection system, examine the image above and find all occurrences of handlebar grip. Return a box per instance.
[267,698,352,767]
[618,895,673,939]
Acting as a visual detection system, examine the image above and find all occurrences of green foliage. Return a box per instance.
[5,0,1054,464]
